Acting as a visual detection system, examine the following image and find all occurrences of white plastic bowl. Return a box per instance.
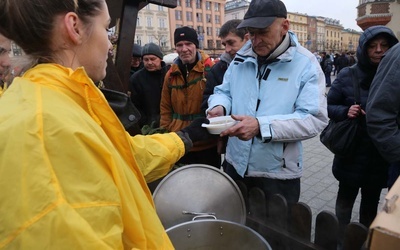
[202,116,236,134]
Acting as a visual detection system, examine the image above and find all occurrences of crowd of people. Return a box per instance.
[0,0,399,248]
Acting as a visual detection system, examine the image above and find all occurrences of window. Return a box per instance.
[186,0,191,7]
[215,28,220,36]
[175,10,182,20]
[215,15,220,24]
[207,39,213,48]
[136,36,142,46]
[161,37,167,48]
[186,12,193,21]
[146,17,152,27]
[206,1,211,10]
[196,13,202,22]
[216,40,221,49]
[197,26,204,34]
[214,3,220,11]
[137,17,141,26]
[206,14,211,23]
[159,18,166,28]
[207,27,212,36]
[196,0,202,8]
[177,0,181,6]
[158,5,164,11]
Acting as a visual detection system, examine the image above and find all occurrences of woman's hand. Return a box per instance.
[347,104,365,118]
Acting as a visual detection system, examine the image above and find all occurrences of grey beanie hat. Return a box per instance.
[141,43,163,59]
[132,44,142,57]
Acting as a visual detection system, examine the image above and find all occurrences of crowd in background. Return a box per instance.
[1,0,400,249]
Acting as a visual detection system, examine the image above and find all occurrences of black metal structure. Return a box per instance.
[104,0,177,92]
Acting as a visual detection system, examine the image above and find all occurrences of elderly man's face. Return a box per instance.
[0,34,11,82]
[175,41,197,64]
[247,18,289,57]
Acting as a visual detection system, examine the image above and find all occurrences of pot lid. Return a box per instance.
[153,164,246,229]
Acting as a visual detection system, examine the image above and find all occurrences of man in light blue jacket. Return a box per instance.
[207,0,328,206]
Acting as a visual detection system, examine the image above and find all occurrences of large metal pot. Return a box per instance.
[166,219,271,250]
[153,164,271,249]
[153,164,246,229]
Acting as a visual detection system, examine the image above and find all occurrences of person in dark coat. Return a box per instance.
[326,25,398,243]
[130,43,143,77]
[201,19,248,111]
[336,51,349,74]
[200,19,248,157]
[320,51,332,87]
[333,53,339,76]
[366,43,400,189]
[128,42,169,128]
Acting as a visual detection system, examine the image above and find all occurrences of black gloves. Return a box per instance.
[180,117,210,143]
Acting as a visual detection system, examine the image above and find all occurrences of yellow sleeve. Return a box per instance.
[128,132,185,183]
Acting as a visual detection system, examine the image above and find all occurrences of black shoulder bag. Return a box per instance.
[320,66,360,156]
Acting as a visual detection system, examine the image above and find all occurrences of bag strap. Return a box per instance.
[350,65,360,104]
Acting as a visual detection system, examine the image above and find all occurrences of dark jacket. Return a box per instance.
[130,62,144,77]
[366,43,400,163]
[128,61,169,128]
[320,55,332,74]
[327,25,398,186]
[201,52,232,112]
[337,54,349,73]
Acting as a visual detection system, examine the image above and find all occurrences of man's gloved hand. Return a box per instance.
[181,117,210,142]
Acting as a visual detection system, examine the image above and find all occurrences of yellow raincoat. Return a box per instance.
[0,64,184,249]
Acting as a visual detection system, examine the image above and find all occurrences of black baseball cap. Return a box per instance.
[237,0,287,29]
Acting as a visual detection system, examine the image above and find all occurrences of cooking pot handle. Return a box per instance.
[182,211,217,220]
[192,214,217,221]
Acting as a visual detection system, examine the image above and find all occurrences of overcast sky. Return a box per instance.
[282,0,362,31]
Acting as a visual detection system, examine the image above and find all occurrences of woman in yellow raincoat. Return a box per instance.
[0,0,209,249]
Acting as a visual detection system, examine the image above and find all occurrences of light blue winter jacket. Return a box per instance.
[207,31,328,179]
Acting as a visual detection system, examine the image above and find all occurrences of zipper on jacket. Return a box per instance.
[256,67,271,112]
[282,143,287,168]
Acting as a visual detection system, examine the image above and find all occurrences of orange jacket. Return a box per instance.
[160,51,216,151]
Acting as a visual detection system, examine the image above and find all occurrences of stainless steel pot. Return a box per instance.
[153,164,271,249]
[153,164,246,229]
[166,219,271,250]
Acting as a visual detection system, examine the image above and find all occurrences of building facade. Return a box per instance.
[325,18,343,53]
[287,12,308,48]
[224,0,250,21]
[167,0,226,56]
[136,4,172,52]
[341,29,361,53]
[357,0,400,39]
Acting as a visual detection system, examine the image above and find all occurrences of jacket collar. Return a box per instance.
[236,31,298,63]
